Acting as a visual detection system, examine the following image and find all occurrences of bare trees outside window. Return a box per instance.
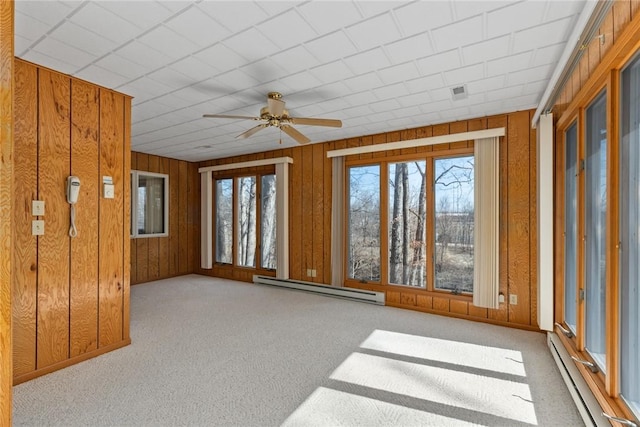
[261,174,277,270]
[348,165,381,282]
[215,179,233,264]
[434,156,474,293]
[237,176,257,268]
[389,161,426,287]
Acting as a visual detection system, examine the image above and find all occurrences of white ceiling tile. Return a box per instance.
[356,2,397,18]
[343,72,383,93]
[462,35,510,66]
[194,43,246,73]
[452,1,505,21]
[214,69,260,92]
[420,98,453,114]
[131,102,174,123]
[416,49,461,75]
[405,73,446,93]
[222,27,280,61]
[116,41,173,69]
[304,31,358,63]
[270,46,321,75]
[15,0,73,26]
[50,21,118,58]
[14,11,50,42]
[372,82,410,101]
[344,48,391,76]
[466,75,506,94]
[14,35,31,56]
[397,91,431,108]
[197,1,269,32]
[487,1,547,39]
[76,65,129,89]
[257,10,317,50]
[147,67,192,88]
[513,16,574,53]
[502,92,539,110]
[444,63,484,86]
[432,16,483,53]
[507,64,553,86]
[280,71,323,93]
[21,50,77,75]
[487,50,532,77]
[172,86,215,104]
[532,42,565,67]
[486,85,524,102]
[341,90,378,106]
[377,61,420,85]
[297,1,362,34]
[523,79,548,96]
[240,58,288,82]
[32,37,96,68]
[544,0,584,21]
[97,54,147,81]
[394,2,454,36]
[310,60,355,84]
[69,2,141,44]
[126,77,173,99]
[154,1,192,13]
[96,0,175,30]
[385,32,433,64]
[346,13,401,51]
[341,105,374,118]
[169,56,220,81]
[165,6,231,48]
[138,26,200,62]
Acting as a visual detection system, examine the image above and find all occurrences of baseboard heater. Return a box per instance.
[547,332,610,427]
[253,275,385,305]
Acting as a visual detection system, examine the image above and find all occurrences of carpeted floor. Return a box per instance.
[13,275,583,426]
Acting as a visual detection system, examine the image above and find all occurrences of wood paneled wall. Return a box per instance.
[0,0,14,422]
[197,110,539,330]
[12,59,131,384]
[130,152,199,285]
[555,0,640,120]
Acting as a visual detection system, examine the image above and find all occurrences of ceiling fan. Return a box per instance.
[203,92,342,144]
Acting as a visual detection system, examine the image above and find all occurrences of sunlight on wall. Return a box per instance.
[282,329,538,426]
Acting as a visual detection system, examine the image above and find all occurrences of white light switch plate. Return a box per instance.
[103,183,115,199]
[32,220,45,236]
[32,200,45,216]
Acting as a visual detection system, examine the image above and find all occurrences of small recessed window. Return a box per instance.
[131,170,169,238]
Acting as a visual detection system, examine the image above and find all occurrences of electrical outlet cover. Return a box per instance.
[32,200,45,216]
[32,220,45,236]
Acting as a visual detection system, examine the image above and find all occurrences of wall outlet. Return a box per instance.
[32,200,45,216]
[509,294,518,305]
[498,293,505,304]
[103,183,115,199]
[32,220,45,236]
[306,269,317,278]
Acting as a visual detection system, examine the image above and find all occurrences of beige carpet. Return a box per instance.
[13,275,583,426]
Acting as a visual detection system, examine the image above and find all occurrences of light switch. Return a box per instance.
[103,183,115,199]
[32,200,45,216]
[32,220,45,236]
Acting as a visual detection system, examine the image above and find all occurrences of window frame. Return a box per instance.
[130,170,169,239]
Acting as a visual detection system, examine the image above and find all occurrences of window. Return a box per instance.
[620,53,640,418]
[563,123,578,333]
[434,155,474,293]
[214,171,276,270]
[346,150,474,292]
[347,165,381,282]
[131,170,168,238]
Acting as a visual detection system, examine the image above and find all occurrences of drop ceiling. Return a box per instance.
[15,1,587,162]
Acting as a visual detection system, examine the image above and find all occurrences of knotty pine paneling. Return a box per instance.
[12,60,37,377]
[12,59,131,384]
[37,68,71,368]
[130,153,199,285]
[70,79,99,357]
[197,110,540,330]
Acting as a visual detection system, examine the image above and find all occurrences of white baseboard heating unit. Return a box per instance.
[253,275,385,305]
[547,332,612,427]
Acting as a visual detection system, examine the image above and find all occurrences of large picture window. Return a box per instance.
[215,178,233,264]
[131,170,169,238]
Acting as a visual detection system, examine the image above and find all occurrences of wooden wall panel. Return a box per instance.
[98,90,124,347]
[312,143,324,283]
[12,60,37,377]
[130,154,137,283]
[289,146,303,280]
[178,161,189,275]
[37,69,71,368]
[123,101,131,343]
[169,159,179,276]
[146,155,160,281]
[0,1,12,421]
[70,79,99,357]
[159,157,170,278]
[301,145,313,280]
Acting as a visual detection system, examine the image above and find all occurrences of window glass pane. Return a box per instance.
[434,155,474,293]
[388,161,427,287]
[585,91,607,371]
[215,179,233,264]
[347,165,380,282]
[261,174,277,270]
[564,123,578,332]
[237,176,257,268]
[620,54,640,417]
[137,175,165,235]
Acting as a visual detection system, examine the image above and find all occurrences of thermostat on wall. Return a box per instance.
[103,176,114,199]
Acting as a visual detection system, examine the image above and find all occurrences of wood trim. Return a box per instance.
[123,97,131,343]
[198,156,292,173]
[328,128,505,158]
[0,0,13,422]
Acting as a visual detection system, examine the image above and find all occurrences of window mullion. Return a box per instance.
[379,162,389,286]
[577,107,586,352]
[426,158,435,292]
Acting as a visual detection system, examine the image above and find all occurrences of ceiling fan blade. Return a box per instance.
[281,125,311,144]
[267,97,285,117]
[236,124,268,139]
[203,114,258,120]
[289,117,342,128]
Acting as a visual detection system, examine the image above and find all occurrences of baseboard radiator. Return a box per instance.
[253,275,385,305]
[547,332,610,427]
